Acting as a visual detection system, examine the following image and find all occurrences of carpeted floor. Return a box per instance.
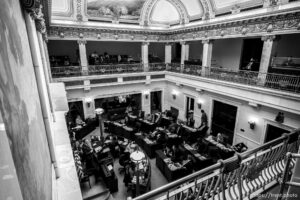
[81,127,168,200]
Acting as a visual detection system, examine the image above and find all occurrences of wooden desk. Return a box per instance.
[135,135,162,158]
[155,150,189,182]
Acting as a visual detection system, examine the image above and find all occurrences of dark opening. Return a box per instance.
[68,101,84,122]
[265,124,289,143]
[151,91,162,113]
[240,38,264,71]
[211,100,237,144]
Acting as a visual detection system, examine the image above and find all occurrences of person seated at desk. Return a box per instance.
[123,163,135,187]
[156,131,167,146]
[75,115,85,127]
[168,119,178,134]
[171,144,185,163]
[216,133,225,145]
[125,104,133,114]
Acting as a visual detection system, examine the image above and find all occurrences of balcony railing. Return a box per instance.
[134,130,300,200]
[50,63,300,93]
[51,66,82,78]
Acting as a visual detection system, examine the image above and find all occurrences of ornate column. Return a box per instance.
[141,42,149,71]
[77,39,88,73]
[202,39,213,76]
[258,35,277,85]
[165,43,172,64]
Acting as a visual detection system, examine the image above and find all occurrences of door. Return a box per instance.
[185,96,195,119]
[151,91,162,113]
[240,38,264,71]
[68,101,84,122]
[211,100,237,145]
[264,124,289,143]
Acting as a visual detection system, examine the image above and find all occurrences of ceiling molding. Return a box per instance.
[48,11,300,42]
[140,0,190,26]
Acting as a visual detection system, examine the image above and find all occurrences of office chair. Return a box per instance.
[118,152,130,174]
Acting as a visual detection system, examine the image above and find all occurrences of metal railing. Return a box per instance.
[149,63,167,71]
[88,63,143,75]
[134,129,300,200]
[51,66,82,78]
[50,64,300,93]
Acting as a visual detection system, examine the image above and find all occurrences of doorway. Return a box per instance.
[185,96,195,119]
[264,124,290,143]
[240,38,264,71]
[151,91,162,113]
[211,100,237,144]
[68,101,84,122]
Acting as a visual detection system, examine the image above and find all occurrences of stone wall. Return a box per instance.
[0,0,52,199]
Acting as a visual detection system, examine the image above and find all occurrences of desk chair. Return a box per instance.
[118,152,130,174]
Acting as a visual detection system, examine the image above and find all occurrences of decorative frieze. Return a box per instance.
[48,12,300,42]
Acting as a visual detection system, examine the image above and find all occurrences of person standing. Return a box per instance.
[200,109,208,126]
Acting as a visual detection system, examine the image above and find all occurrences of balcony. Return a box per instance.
[50,63,300,94]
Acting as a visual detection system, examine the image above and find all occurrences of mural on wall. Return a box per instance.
[0,0,52,200]
[87,0,147,21]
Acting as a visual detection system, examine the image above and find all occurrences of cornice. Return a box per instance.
[48,11,300,42]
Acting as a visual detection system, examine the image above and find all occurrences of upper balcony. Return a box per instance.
[50,63,300,94]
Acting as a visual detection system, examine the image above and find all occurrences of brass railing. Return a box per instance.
[134,130,300,200]
[50,64,300,93]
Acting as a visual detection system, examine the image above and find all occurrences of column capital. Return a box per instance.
[202,39,214,44]
[77,39,87,45]
[142,42,150,46]
[261,35,276,42]
[180,41,186,45]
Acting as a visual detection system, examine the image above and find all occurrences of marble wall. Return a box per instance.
[0,0,52,200]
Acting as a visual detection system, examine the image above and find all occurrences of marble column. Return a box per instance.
[180,41,186,65]
[77,39,88,73]
[165,43,172,64]
[201,39,213,76]
[185,43,190,61]
[141,42,149,71]
[258,35,277,85]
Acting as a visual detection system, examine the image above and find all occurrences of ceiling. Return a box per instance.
[51,0,265,26]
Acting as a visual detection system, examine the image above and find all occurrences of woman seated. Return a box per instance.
[75,115,85,127]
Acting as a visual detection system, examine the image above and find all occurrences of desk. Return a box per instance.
[108,122,136,140]
[138,119,156,133]
[183,144,213,171]
[204,136,235,160]
[155,150,189,182]
[135,135,162,158]
[73,119,98,140]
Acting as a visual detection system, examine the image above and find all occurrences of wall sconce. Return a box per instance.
[275,112,284,123]
[171,90,178,100]
[197,99,203,109]
[85,97,93,108]
[143,90,150,100]
[248,120,255,129]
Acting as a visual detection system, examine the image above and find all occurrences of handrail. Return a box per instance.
[134,129,300,200]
